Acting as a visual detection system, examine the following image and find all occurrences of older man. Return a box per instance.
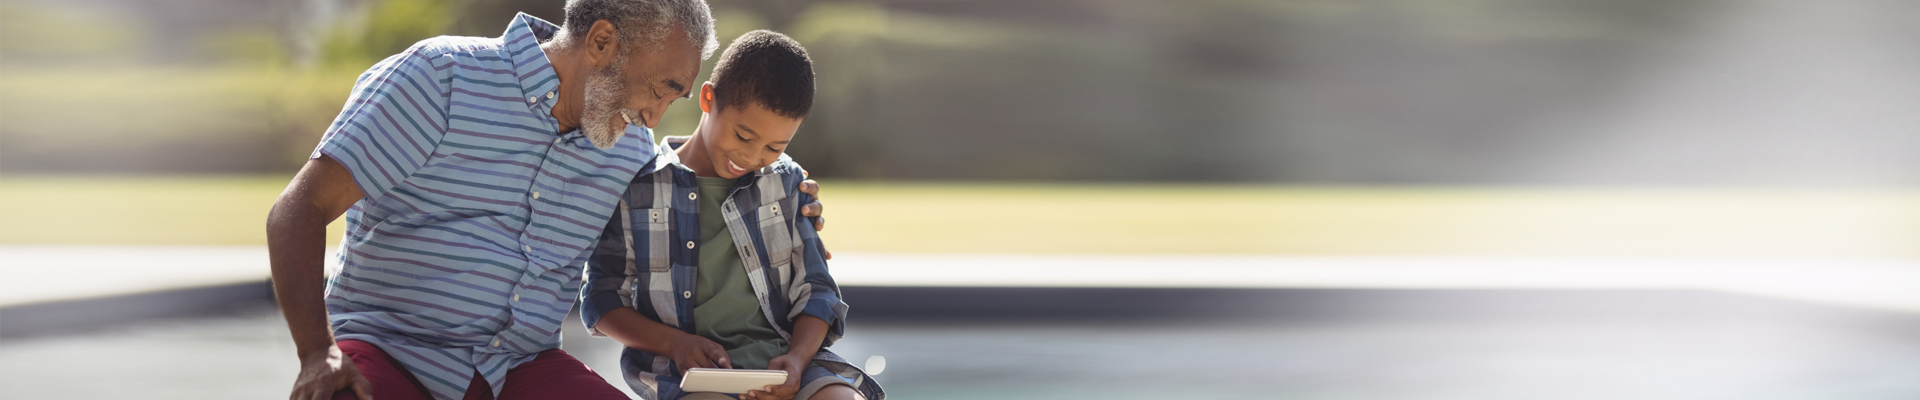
[267,1,825,399]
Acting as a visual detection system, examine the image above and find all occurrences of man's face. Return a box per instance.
[698,85,803,179]
[579,26,702,149]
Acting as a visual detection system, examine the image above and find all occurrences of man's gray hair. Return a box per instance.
[561,0,719,60]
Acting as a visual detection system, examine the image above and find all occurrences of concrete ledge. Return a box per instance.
[9,283,1918,341]
[839,287,1920,334]
[0,280,273,339]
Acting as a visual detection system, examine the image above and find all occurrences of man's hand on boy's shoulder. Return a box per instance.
[798,179,831,260]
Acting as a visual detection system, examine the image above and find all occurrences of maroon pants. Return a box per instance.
[332,339,628,400]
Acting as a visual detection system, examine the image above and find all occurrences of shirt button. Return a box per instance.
[547,91,555,99]
[531,191,541,200]
[492,338,501,347]
[682,291,692,298]
[770,204,779,214]
[685,241,695,249]
[528,96,537,103]
[523,245,531,253]
[688,192,698,200]
[512,293,521,302]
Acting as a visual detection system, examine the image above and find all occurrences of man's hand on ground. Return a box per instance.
[743,353,806,400]
[798,179,831,260]
[669,333,732,375]
[291,344,372,400]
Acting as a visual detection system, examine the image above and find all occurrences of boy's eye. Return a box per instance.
[736,133,750,142]
[767,146,783,153]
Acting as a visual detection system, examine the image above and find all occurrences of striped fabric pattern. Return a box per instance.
[312,13,658,400]
[582,137,881,400]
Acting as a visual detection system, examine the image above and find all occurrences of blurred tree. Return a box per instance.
[318,0,456,68]
[721,0,813,32]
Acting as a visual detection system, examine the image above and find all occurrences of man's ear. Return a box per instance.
[698,81,716,114]
[585,20,620,69]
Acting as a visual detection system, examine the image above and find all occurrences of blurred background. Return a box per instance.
[2,0,1918,398]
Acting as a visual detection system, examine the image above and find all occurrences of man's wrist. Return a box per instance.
[297,341,341,364]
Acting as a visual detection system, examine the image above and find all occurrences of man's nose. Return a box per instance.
[639,106,664,129]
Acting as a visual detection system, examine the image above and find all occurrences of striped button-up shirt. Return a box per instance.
[582,137,882,400]
[313,13,657,400]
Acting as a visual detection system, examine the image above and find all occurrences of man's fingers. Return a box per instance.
[799,180,819,196]
[351,375,375,400]
[802,202,823,218]
[821,243,832,261]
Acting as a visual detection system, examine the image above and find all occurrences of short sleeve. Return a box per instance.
[312,47,453,202]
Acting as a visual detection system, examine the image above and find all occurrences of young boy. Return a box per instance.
[580,30,883,400]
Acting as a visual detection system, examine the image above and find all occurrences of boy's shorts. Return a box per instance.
[670,362,859,400]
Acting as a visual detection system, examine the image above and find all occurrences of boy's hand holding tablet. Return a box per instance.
[738,353,808,400]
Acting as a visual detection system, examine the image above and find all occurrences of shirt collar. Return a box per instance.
[656,136,691,172]
[504,13,562,111]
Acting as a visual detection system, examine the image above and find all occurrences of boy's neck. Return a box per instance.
[674,115,721,177]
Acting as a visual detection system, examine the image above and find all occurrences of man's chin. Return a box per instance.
[585,127,622,149]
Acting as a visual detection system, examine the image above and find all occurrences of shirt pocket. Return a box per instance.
[755,200,799,279]
[633,206,673,273]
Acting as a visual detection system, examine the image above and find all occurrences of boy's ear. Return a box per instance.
[698,81,716,114]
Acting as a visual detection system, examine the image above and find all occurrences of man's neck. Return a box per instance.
[539,39,583,134]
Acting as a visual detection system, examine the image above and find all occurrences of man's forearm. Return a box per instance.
[269,156,364,363]
[268,197,340,361]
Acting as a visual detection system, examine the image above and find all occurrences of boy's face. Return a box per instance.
[698,82,803,179]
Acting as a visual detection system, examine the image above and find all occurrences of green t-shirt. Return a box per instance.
[691,177,788,369]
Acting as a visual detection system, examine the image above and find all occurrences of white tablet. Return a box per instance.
[680,368,789,393]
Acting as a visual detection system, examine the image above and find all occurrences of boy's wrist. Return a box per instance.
[783,345,818,360]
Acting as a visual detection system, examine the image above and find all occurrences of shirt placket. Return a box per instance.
[487,75,560,353]
[496,92,562,353]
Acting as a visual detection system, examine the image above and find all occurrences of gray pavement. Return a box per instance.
[5,289,1920,399]
[5,246,1920,398]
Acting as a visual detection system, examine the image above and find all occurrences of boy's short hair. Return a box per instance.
[710,30,814,119]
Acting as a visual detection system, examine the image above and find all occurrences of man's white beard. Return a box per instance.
[579,61,630,150]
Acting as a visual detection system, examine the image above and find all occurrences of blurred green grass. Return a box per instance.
[2,176,1915,257]
[0,175,343,246]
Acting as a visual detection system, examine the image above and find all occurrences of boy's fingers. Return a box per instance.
[702,345,731,369]
[689,354,713,370]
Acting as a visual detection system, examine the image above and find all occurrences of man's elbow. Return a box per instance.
[265,194,321,238]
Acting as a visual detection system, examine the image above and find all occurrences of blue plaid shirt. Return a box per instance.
[313,13,657,400]
[582,137,882,399]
